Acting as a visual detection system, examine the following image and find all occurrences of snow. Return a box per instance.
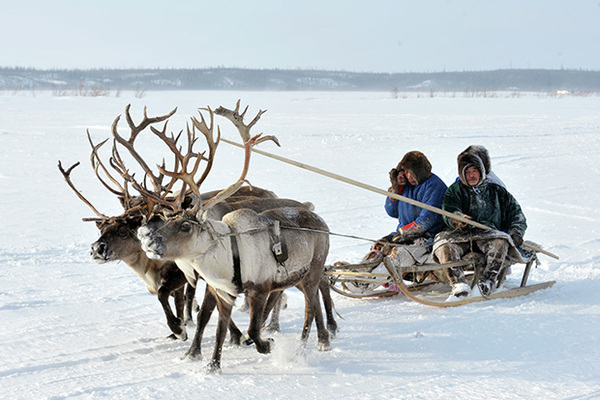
[1,90,600,399]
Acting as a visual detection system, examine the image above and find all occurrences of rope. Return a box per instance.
[218,223,400,248]
[221,138,559,260]
[277,225,412,249]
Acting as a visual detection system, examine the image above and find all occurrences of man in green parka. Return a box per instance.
[433,147,527,297]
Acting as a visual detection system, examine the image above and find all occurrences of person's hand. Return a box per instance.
[392,222,424,244]
[396,170,407,186]
[389,168,399,193]
[509,228,524,247]
[450,212,471,230]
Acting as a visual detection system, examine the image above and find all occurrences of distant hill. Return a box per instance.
[1,67,599,92]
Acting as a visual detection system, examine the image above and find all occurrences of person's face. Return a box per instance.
[405,170,418,186]
[465,166,481,186]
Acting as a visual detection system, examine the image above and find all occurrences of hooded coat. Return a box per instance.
[441,150,527,235]
[456,145,505,187]
[385,151,447,235]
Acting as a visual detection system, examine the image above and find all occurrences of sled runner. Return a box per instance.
[325,242,556,307]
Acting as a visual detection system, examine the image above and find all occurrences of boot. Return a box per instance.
[447,267,471,298]
[478,261,502,297]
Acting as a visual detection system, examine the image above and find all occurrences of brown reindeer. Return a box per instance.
[135,101,333,373]
[58,158,205,340]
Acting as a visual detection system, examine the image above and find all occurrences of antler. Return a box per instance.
[189,106,221,188]
[207,100,280,208]
[111,104,177,192]
[154,122,204,209]
[136,106,221,214]
[57,160,109,222]
[87,131,131,199]
[111,101,277,217]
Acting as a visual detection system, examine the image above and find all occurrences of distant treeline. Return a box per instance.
[1,67,600,92]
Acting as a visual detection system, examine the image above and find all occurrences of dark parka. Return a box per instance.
[441,151,527,236]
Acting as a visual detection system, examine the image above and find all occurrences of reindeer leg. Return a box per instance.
[184,282,198,325]
[184,286,217,360]
[157,285,187,341]
[173,287,185,321]
[206,297,233,374]
[319,276,338,338]
[312,290,331,351]
[299,286,316,343]
[263,291,283,333]
[227,316,243,346]
[247,290,272,354]
[299,286,330,351]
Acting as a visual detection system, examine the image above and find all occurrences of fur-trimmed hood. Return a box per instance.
[397,151,432,186]
[457,149,487,186]
[458,145,491,174]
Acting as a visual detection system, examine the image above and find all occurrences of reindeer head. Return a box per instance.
[90,213,144,263]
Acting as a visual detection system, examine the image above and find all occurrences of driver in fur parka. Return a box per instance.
[433,146,527,298]
[383,150,448,245]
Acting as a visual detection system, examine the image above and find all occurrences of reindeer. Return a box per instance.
[133,101,333,373]
[57,106,259,342]
[61,103,336,363]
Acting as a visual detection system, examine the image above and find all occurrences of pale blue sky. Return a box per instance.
[2,0,599,72]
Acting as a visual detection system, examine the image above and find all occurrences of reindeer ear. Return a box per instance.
[200,210,209,222]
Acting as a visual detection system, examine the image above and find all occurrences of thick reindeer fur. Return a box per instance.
[90,216,243,344]
[138,205,332,372]
[164,197,337,366]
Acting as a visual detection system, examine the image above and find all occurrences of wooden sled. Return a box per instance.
[325,245,556,307]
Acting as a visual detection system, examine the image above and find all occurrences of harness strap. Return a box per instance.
[229,235,244,294]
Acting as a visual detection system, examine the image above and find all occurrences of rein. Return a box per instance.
[222,223,421,250]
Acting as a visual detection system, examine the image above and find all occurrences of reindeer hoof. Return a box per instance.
[255,338,273,354]
[264,323,281,334]
[204,361,222,374]
[168,320,188,341]
[172,325,188,341]
[182,347,202,361]
[318,341,331,352]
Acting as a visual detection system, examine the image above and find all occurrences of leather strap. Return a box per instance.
[229,235,244,294]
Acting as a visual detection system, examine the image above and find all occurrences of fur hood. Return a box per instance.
[458,145,491,174]
[457,149,487,186]
[397,151,432,186]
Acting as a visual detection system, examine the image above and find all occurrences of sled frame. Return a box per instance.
[326,248,556,306]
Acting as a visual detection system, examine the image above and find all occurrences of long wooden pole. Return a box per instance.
[222,138,559,260]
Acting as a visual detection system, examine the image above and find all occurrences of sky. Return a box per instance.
[2,0,600,73]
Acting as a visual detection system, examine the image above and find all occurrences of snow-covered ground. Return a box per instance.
[1,90,599,399]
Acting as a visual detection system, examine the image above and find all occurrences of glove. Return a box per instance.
[389,168,399,194]
[509,229,524,247]
[388,168,406,197]
[392,222,424,244]
[450,212,471,230]
[370,233,394,252]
